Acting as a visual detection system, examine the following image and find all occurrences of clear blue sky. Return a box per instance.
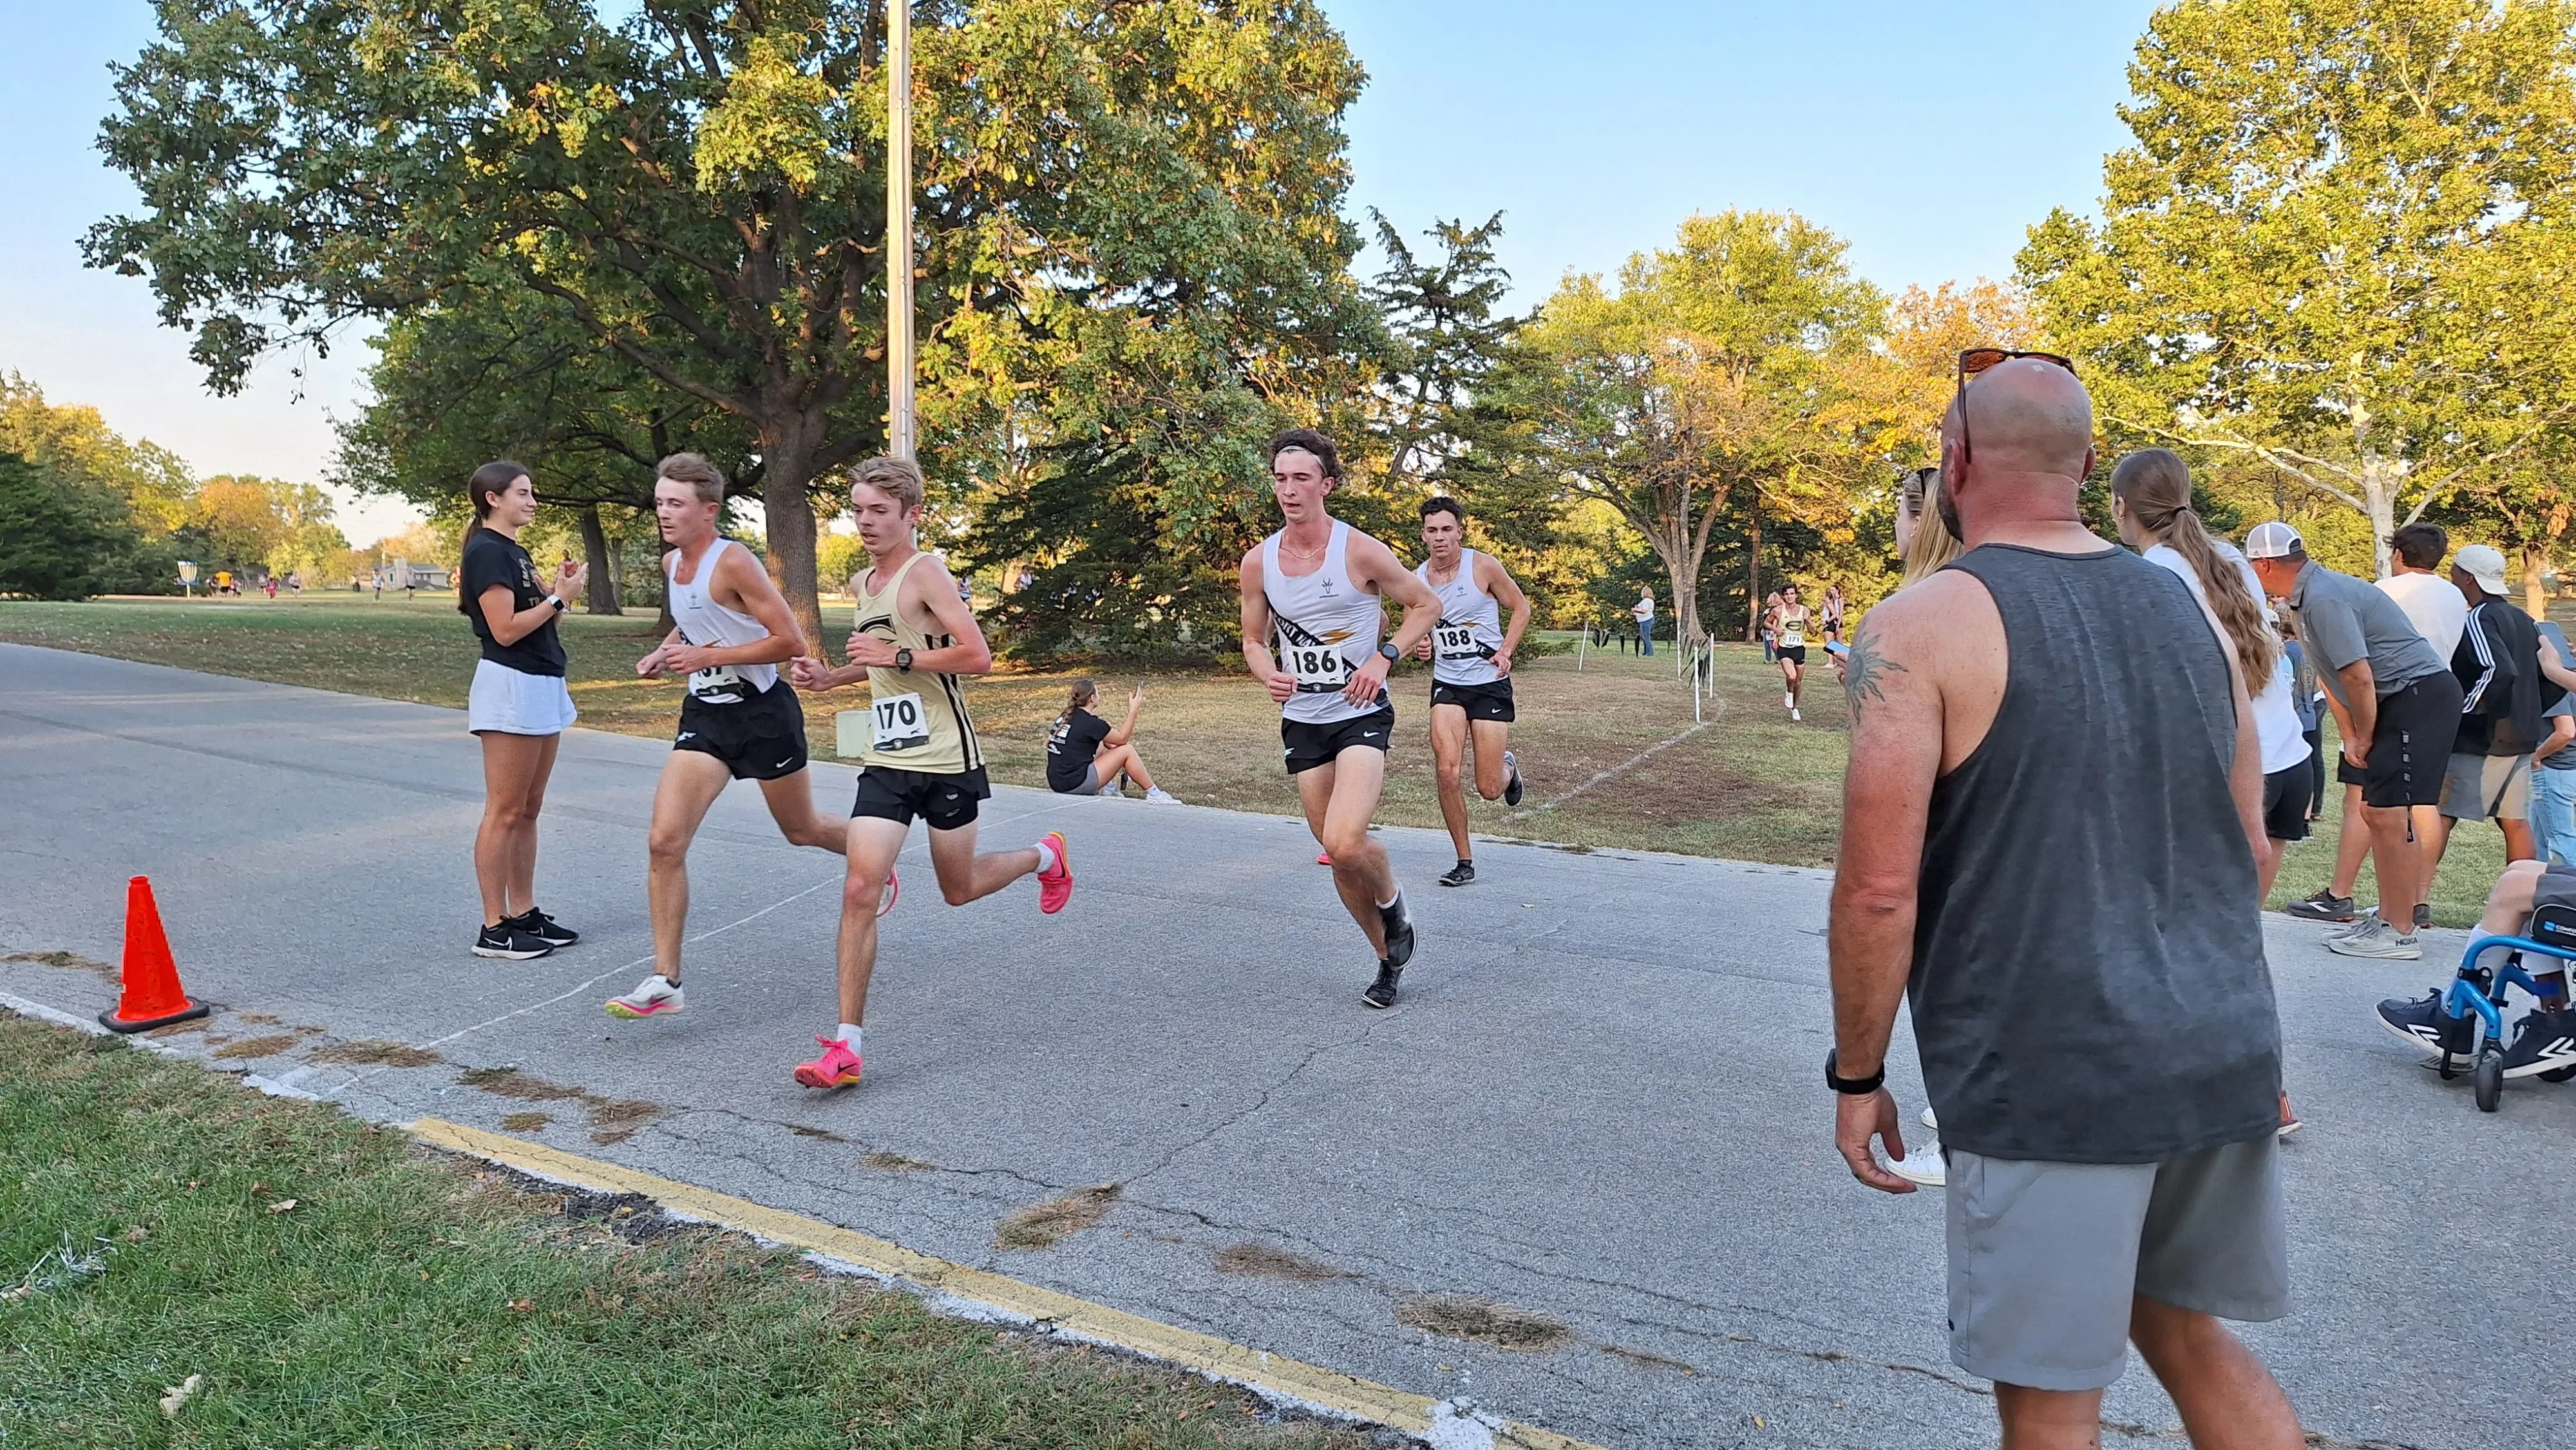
[0,1,2159,545]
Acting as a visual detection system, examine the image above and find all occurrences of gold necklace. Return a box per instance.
[1278,537,1329,562]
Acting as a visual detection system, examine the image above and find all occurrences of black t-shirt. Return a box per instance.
[1045,708,1112,790]
[459,528,567,677]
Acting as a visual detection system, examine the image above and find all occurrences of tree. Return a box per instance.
[0,452,155,600]
[1367,211,1520,486]
[2020,0,2576,576]
[91,0,1375,650]
[187,477,294,575]
[1463,211,1884,647]
[0,372,194,532]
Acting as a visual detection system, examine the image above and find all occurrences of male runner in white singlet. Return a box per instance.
[605,454,862,1022]
[786,455,1072,1089]
[1410,496,1531,887]
[1238,429,1441,1007]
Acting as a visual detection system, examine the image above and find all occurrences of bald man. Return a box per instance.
[1826,354,2300,1447]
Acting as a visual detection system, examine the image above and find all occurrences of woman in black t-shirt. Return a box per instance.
[1044,680,1177,801]
[459,460,588,960]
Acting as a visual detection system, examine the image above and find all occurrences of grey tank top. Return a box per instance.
[1418,549,1502,687]
[1911,544,2281,1164]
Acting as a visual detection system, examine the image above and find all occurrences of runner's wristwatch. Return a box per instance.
[895,647,914,673]
[1823,1048,1884,1096]
[1378,642,1401,663]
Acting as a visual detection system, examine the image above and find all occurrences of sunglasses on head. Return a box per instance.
[1953,348,2078,464]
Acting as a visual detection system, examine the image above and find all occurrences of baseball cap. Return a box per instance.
[2454,543,2510,594]
[2243,521,2304,560]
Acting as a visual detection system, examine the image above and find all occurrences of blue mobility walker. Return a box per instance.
[2425,902,2576,1112]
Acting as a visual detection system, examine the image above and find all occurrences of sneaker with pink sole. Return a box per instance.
[792,1036,862,1090]
[1037,832,1074,914]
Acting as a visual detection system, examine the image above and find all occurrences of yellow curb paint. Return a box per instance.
[410,1119,1601,1450]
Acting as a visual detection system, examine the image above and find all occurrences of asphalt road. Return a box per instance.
[3,642,2568,1450]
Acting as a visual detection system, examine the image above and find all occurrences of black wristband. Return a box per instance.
[1824,1047,1884,1096]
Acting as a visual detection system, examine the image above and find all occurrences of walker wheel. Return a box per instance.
[2539,1065,2576,1085]
[2472,1050,2504,1113]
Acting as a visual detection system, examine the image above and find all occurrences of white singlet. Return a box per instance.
[1417,548,1503,688]
[665,539,778,703]
[1263,520,1386,725]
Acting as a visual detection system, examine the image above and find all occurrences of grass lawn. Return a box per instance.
[0,1013,1361,1449]
[0,596,1850,868]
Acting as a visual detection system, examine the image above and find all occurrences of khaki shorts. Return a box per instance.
[2440,751,2533,822]
[1946,1136,2289,1392]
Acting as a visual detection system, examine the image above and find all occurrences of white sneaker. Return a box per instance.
[1890,1140,1946,1188]
[2327,919,2422,960]
[1790,707,1801,721]
[605,975,685,1020]
[1920,1106,1938,1130]
[1098,782,1124,798]
[2325,908,2382,940]
[1142,787,1179,804]
[1784,691,1795,709]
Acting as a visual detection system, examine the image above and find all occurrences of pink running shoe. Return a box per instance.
[792,1035,862,1090]
[879,866,900,917]
[1036,832,1074,915]
[604,975,683,1020]
[1316,850,1333,866]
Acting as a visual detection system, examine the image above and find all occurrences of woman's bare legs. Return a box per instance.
[477,730,558,926]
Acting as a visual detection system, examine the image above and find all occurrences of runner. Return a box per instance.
[1821,582,1847,645]
[1410,495,1531,888]
[1239,429,1441,1007]
[603,453,874,1023]
[782,455,1072,1090]
[1775,584,1812,721]
[458,460,586,960]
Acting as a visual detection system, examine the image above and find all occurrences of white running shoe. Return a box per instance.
[1784,691,1795,709]
[1098,781,1124,798]
[2327,918,2422,960]
[1920,1106,1938,1130]
[605,975,684,1020]
[1890,1140,1946,1188]
[1142,787,1179,803]
[2324,908,2382,940]
[1790,707,1801,721]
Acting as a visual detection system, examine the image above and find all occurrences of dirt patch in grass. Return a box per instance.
[500,1112,553,1132]
[1213,1243,1352,1283]
[862,1150,936,1172]
[1394,1295,1575,1353]
[3,949,120,981]
[996,1185,1123,1250]
[458,1067,588,1102]
[211,1034,303,1060]
[312,1040,444,1068]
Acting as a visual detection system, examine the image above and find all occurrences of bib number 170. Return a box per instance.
[872,692,929,752]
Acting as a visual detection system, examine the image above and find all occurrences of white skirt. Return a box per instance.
[468,658,578,736]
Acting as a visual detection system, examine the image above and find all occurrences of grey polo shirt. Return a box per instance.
[2289,560,2448,711]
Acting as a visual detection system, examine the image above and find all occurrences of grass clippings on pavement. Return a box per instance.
[862,1149,936,1171]
[1212,1243,1353,1284]
[1393,1294,1575,1353]
[996,1185,1124,1250]
[456,1065,587,1102]
[0,1011,1366,1450]
[309,1040,445,1068]
[498,1111,553,1132]
[207,1035,301,1060]
[3,949,120,982]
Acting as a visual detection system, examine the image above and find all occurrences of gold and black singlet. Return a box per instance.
[850,551,982,774]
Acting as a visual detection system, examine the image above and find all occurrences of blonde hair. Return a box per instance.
[2112,449,2277,688]
[850,455,926,512]
[1899,467,1962,586]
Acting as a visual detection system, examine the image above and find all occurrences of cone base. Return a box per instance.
[99,1000,210,1035]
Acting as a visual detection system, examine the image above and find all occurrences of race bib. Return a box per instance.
[1280,641,1354,694]
[871,691,931,752]
[687,664,746,701]
[1779,622,1804,649]
[1433,620,1484,661]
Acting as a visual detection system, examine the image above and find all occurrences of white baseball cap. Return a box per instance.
[2454,543,2510,594]
[2244,520,2304,560]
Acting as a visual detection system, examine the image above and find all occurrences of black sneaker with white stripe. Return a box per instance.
[2499,1007,2576,1079]
[473,922,555,960]
[2376,989,2474,1058]
[1439,861,1476,888]
[1502,750,1524,807]
[507,908,580,948]
[1362,960,1402,1009]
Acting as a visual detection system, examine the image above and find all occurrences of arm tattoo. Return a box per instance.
[1844,622,1908,721]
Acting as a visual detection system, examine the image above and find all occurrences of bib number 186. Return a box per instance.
[872,692,929,752]
[1282,644,1352,692]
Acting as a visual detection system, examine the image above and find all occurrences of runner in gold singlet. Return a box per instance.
[1776,584,1813,722]
[784,455,1075,1092]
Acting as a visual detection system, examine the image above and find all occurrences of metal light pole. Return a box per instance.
[886,0,916,461]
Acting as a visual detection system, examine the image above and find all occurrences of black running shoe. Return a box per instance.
[2286,890,2356,922]
[507,908,579,948]
[2500,1007,2576,1080]
[2412,902,2432,933]
[1379,897,1416,969]
[1502,750,1523,807]
[1362,961,1402,1009]
[473,923,554,960]
[2376,989,2471,1058]
[1439,861,1476,888]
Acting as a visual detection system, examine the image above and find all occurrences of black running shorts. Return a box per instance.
[1429,678,1515,723]
[2260,763,2310,842]
[1282,705,1396,776]
[851,765,990,830]
[2360,674,2464,809]
[1777,644,1808,666]
[674,680,810,781]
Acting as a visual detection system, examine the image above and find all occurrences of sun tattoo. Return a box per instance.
[1843,622,1906,721]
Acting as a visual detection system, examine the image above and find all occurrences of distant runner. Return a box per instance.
[1240,429,1441,1007]
[603,453,870,1024]
[1410,496,1531,887]
[786,456,1073,1090]
[1776,584,1813,721]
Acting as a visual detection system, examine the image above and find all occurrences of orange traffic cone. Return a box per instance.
[100,876,210,1034]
